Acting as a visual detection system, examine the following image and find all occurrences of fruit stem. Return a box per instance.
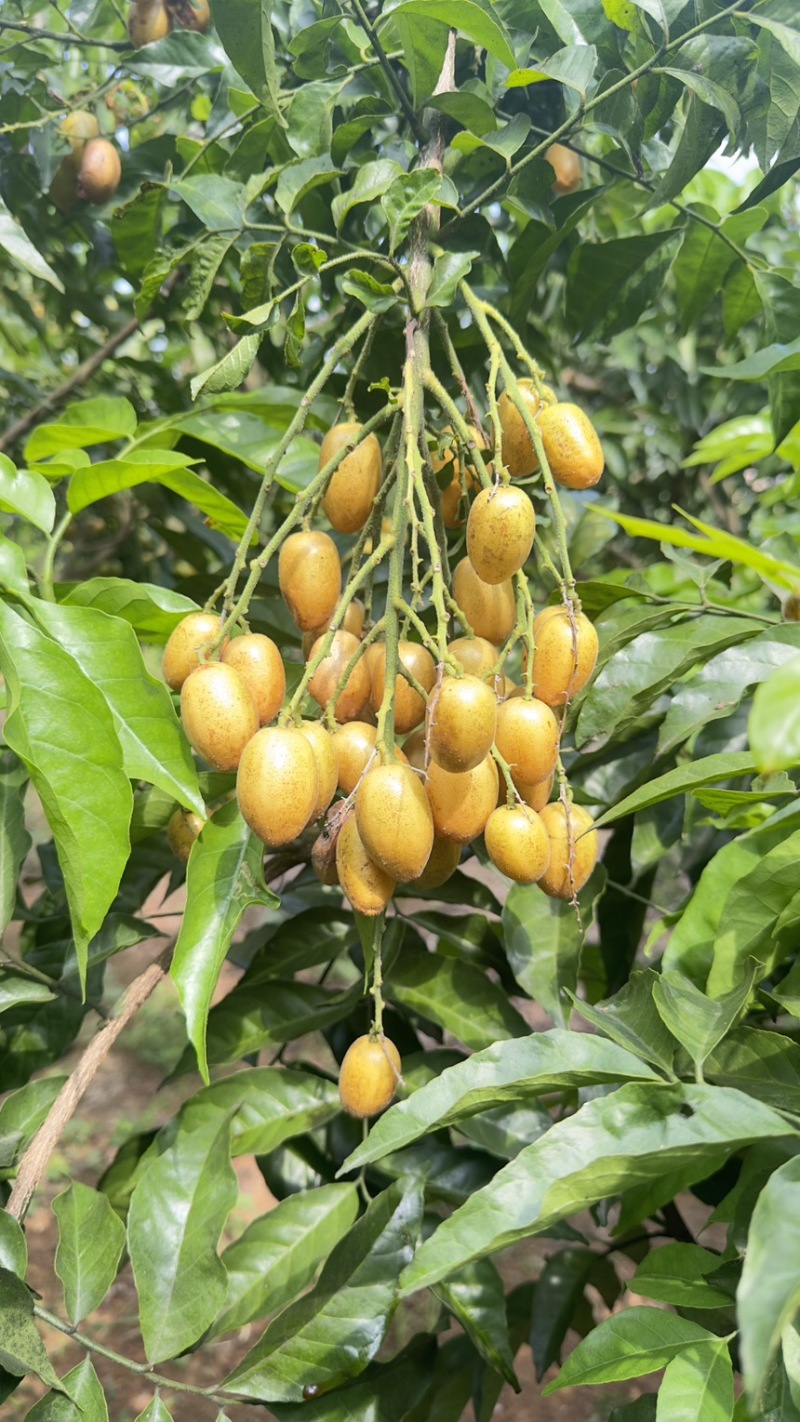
[422,369,493,491]
[369,912,386,1037]
[395,598,460,672]
[339,314,383,422]
[431,309,486,436]
[39,510,72,601]
[492,745,518,809]
[461,281,578,609]
[324,617,386,733]
[486,347,506,480]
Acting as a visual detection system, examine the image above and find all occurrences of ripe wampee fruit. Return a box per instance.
[448,636,498,680]
[166,0,210,30]
[485,804,550,884]
[426,754,499,844]
[427,674,497,774]
[221,633,285,725]
[537,403,604,490]
[545,142,582,194]
[336,815,394,917]
[181,663,258,773]
[162,612,226,690]
[368,641,435,733]
[279,530,341,631]
[128,0,172,45]
[466,484,535,585]
[338,1034,402,1117]
[494,697,559,787]
[497,379,547,479]
[297,720,337,822]
[320,423,382,534]
[538,801,598,899]
[431,425,482,529]
[308,629,370,722]
[453,558,516,645]
[167,808,205,864]
[77,138,122,204]
[356,763,434,882]
[237,726,319,846]
[532,606,599,707]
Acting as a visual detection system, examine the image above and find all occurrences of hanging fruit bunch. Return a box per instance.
[161,272,604,1116]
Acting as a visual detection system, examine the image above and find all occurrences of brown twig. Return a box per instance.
[6,948,172,1221]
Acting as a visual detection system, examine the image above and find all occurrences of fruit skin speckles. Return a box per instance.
[338,1034,402,1118]
[320,423,383,534]
[181,662,258,773]
[237,726,320,848]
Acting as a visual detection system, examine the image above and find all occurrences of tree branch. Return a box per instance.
[0,19,129,49]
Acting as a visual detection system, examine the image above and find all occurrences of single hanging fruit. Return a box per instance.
[279,530,341,631]
[162,612,226,691]
[426,674,497,774]
[497,378,550,480]
[538,801,598,899]
[181,663,258,773]
[513,772,554,813]
[484,804,550,884]
[297,720,338,821]
[338,1034,402,1117]
[77,138,122,203]
[531,606,598,707]
[128,0,172,44]
[537,403,604,490]
[368,640,436,734]
[447,636,499,680]
[356,763,434,882]
[545,143,582,194]
[308,629,370,723]
[494,696,559,786]
[425,755,499,844]
[453,558,516,645]
[237,726,319,846]
[167,808,205,865]
[336,815,395,916]
[410,835,461,889]
[320,423,383,534]
[466,485,535,585]
[221,633,285,726]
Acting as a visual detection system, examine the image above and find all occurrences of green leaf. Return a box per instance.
[25,1357,107,1422]
[426,251,478,308]
[171,800,279,1083]
[213,1184,359,1336]
[128,1112,237,1363]
[379,0,515,70]
[0,1213,27,1278]
[750,655,800,773]
[209,0,285,125]
[331,160,403,230]
[702,339,800,383]
[225,1183,423,1401]
[0,1267,69,1393]
[631,1244,733,1309]
[58,578,198,642]
[568,970,677,1076]
[434,1258,518,1387]
[275,155,342,216]
[133,1400,174,1422]
[0,758,30,935]
[577,614,764,749]
[652,963,758,1073]
[0,196,64,293]
[398,1084,791,1294]
[566,232,682,341]
[183,1065,340,1157]
[0,1077,66,1170]
[340,1029,660,1174]
[590,506,800,590]
[503,867,605,1026]
[390,949,527,1049]
[659,627,800,757]
[268,1339,435,1422]
[672,206,766,334]
[0,601,131,985]
[656,1340,734,1422]
[530,1247,595,1378]
[190,334,261,400]
[67,449,251,541]
[168,176,246,232]
[53,1182,126,1324]
[27,599,203,816]
[183,233,237,320]
[24,398,137,462]
[738,1157,800,1406]
[339,270,399,314]
[592,752,759,829]
[0,532,29,597]
[754,271,800,447]
[201,979,361,1069]
[544,1307,715,1392]
[508,44,597,99]
[0,455,55,533]
[707,828,800,996]
[382,170,442,254]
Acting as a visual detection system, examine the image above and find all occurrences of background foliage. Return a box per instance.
[2,0,800,1418]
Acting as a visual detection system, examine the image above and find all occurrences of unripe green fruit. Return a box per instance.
[167,808,205,864]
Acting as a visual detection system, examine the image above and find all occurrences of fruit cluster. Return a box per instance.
[128,0,210,46]
[161,357,604,1113]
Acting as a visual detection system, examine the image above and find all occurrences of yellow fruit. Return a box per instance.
[448,636,498,680]
[77,138,121,204]
[410,834,461,889]
[426,755,499,844]
[60,110,100,152]
[237,727,319,846]
[495,697,559,786]
[537,403,604,490]
[336,815,395,916]
[297,720,337,821]
[320,423,383,534]
[279,531,341,632]
[514,772,554,813]
[466,485,535,585]
[532,606,599,707]
[546,142,582,194]
[356,763,434,882]
[128,0,172,44]
[181,663,258,773]
[427,674,497,774]
[338,1034,401,1117]
[485,805,550,884]
[308,630,370,723]
[453,558,515,645]
[333,721,377,795]
[497,379,545,480]
[538,801,598,899]
[432,425,483,529]
[368,640,436,733]
[167,0,210,30]
[221,633,285,726]
[162,612,226,691]
[402,727,427,773]
[167,808,205,864]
